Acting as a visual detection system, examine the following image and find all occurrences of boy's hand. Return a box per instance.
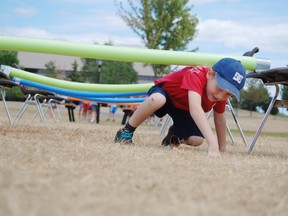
[219,145,226,152]
[208,150,220,157]
[208,144,220,157]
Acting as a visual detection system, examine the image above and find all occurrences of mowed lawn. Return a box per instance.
[0,101,288,216]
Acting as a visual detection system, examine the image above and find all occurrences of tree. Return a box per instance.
[282,64,288,103]
[101,61,138,84]
[80,58,100,83]
[116,0,198,77]
[80,41,138,84]
[261,97,279,115]
[282,85,288,112]
[80,58,138,84]
[281,63,288,112]
[0,50,19,66]
[67,60,83,82]
[44,60,58,78]
[283,86,288,101]
[0,51,22,101]
[240,79,271,116]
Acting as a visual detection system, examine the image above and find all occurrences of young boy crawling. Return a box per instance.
[115,58,246,156]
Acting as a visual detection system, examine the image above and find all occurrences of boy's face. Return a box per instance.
[206,72,233,102]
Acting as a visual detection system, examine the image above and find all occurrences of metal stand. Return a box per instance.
[246,67,288,153]
[247,85,285,153]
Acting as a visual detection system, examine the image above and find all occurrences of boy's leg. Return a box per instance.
[114,92,166,144]
[129,93,166,128]
[162,126,204,147]
[184,136,204,146]
[162,106,204,147]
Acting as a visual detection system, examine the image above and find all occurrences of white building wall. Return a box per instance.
[17,52,155,83]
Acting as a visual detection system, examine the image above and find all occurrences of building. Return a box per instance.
[17,52,156,83]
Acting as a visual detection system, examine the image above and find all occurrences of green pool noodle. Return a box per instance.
[1,65,153,92]
[0,36,270,71]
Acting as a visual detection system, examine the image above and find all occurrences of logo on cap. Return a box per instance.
[232,72,244,84]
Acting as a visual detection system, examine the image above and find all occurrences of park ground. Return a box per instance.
[0,102,288,216]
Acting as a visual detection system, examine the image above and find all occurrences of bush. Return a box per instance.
[4,87,24,102]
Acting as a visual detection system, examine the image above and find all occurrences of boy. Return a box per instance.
[114,58,246,156]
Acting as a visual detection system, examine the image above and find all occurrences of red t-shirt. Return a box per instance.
[154,66,226,113]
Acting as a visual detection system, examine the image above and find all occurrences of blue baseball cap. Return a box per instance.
[212,58,246,102]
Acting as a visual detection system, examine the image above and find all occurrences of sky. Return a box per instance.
[0,0,288,69]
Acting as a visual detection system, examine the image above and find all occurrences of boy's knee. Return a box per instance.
[148,93,166,106]
[185,136,204,147]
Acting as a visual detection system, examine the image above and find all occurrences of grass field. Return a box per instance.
[0,102,288,216]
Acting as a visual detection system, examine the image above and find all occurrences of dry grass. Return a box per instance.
[0,102,288,216]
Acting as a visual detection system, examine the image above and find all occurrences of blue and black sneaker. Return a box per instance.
[114,129,134,144]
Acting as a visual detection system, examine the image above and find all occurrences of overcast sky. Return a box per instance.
[1,0,288,68]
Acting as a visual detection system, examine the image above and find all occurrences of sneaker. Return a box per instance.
[114,129,134,144]
[161,125,180,147]
[89,118,96,123]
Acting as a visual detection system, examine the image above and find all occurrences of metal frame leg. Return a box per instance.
[248,85,280,153]
[227,99,248,147]
[160,115,172,135]
[154,117,162,128]
[32,98,49,122]
[68,107,75,122]
[34,94,46,123]
[42,99,56,122]
[55,101,63,122]
[13,94,32,123]
[226,122,236,144]
[36,99,62,123]
[1,90,13,124]
[14,94,46,124]
[207,106,237,145]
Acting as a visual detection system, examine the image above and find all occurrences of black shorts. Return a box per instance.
[148,85,203,140]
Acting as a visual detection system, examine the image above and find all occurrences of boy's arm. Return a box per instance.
[213,111,227,152]
[188,91,220,156]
